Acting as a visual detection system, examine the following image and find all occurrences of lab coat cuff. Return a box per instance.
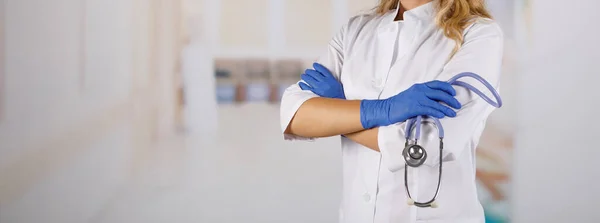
[280,91,319,141]
[378,123,407,173]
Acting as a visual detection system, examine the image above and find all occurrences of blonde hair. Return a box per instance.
[375,0,492,57]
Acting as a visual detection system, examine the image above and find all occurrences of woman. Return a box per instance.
[280,0,503,222]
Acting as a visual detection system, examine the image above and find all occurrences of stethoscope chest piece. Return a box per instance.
[403,143,427,167]
[400,72,504,209]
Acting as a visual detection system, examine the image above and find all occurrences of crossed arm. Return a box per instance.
[281,21,504,167]
[281,20,388,151]
[285,97,381,151]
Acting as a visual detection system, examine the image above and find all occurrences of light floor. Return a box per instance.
[1,104,343,223]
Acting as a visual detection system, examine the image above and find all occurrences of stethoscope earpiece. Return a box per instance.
[430,202,438,208]
[407,198,439,208]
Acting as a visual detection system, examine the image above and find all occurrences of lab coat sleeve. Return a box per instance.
[378,20,504,172]
[279,19,350,141]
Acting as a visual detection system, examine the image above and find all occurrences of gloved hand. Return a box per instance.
[360,81,462,129]
[298,63,346,99]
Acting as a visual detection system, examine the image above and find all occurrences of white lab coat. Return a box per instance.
[280,2,503,223]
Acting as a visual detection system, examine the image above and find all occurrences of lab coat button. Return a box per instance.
[362,193,371,202]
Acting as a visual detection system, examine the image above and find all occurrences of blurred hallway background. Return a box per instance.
[1,0,599,223]
[0,0,351,222]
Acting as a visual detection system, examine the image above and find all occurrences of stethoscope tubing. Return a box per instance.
[402,72,503,208]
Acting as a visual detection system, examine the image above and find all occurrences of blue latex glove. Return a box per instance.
[360,81,462,129]
[298,63,346,99]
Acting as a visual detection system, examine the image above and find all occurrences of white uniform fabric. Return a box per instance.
[280,2,504,223]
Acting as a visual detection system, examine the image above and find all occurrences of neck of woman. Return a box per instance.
[395,0,432,21]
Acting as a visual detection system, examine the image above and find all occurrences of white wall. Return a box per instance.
[512,0,600,222]
[0,0,134,221]
[206,0,375,60]
[0,0,181,222]
[0,0,133,167]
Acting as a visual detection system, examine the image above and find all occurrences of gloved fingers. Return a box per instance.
[299,82,313,91]
[423,90,462,109]
[313,63,334,79]
[420,99,457,117]
[424,80,457,96]
[413,106,446,119]
[301,73,320,87]
[305,69,325,81]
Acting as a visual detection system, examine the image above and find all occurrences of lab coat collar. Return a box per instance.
[391,1,435,22]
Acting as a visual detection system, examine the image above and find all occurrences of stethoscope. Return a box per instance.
[402,72,503,208]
